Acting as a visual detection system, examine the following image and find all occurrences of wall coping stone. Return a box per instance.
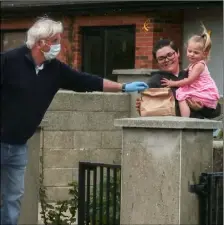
[39,120,48,128]
[57,90,129,95]
[112,68,157,75]
[213,140,223,149]
[114,116,222,130]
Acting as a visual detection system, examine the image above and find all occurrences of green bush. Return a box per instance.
[218,129,223,139]
[214,129,223,140]
[39,169,121,225]
[39,174,78,225]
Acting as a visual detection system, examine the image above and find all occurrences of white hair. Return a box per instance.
[26,17,63,49]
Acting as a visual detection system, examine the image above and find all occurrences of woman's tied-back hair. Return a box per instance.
[26,16,63,49]
[188,23,212,59]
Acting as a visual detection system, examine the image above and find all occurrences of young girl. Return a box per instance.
[161,25,220,117]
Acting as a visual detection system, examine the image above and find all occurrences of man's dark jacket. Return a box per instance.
[1,45,103,144]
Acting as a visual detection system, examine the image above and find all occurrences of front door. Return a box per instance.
[82,26,135,81]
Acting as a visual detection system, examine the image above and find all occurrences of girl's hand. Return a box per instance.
[161,78,176,87]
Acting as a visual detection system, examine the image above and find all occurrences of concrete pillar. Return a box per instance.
[19,121,47,225]
[114,116,222,225]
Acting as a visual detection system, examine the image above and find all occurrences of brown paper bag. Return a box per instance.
[140,88,176,116]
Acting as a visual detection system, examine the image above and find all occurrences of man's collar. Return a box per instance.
[25,52,36,66]
[24,45,51,66]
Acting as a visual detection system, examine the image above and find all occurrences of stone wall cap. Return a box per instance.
[112,68,157,75]
[57,90,128,95]
[114,116,222,130]
[213,140,223,149]
[39,120,48,128]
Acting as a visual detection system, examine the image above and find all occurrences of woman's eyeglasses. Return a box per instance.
[157,51,176,63]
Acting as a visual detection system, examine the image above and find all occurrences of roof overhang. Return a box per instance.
[1,1,222,20]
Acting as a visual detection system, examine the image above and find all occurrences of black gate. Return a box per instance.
[190,172,223,225]
[78,162,121,225]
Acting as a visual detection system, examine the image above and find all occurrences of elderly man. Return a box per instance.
[0,17,148,225]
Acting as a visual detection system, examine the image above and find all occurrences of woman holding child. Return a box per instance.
[136,25,221,119]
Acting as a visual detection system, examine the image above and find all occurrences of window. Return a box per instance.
[0,30,27,51]
[82,26,135,81]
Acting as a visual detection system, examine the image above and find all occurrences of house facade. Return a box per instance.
[1,1,223,94]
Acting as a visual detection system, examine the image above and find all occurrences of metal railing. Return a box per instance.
[78,162,121,225]
[190,172,223,225]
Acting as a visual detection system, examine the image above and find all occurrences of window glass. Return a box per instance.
[1,31,26,51]
[82,26,135,81]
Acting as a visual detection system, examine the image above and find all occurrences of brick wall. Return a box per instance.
[150,12,184,68]
[61,11,183,69]
[1,10,183,70]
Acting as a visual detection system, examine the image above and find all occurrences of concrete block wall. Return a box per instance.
[42,91,130,201]
[39,89,223,202]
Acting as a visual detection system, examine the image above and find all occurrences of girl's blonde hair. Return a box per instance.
[187,23,212,59]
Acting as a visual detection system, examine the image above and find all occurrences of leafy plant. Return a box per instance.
[39,154,78,225]
[39,155,121,225]
[217,129,223,139]
[214,129,223,140]
[39,178,78,225]
[40,177,78,225]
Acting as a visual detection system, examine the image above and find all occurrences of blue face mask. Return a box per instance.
[43,44,61,60]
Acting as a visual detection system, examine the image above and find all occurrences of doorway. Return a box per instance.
[82,25,135,81]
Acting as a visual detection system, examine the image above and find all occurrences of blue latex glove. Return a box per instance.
[124,82,149,93]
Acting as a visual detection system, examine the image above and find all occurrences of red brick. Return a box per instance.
[1,11,183,71]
